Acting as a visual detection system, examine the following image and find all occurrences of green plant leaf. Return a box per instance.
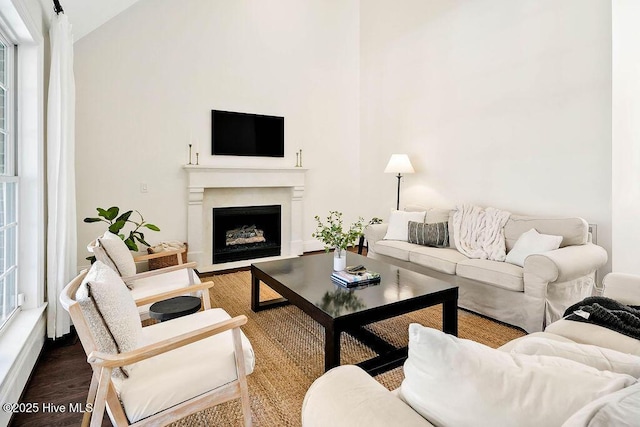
[97,206,120,221]
[116,210,133,223]
[143,223,160,231]
[83,217,102,223]
[108,220,127,234]
[124,236,138,251]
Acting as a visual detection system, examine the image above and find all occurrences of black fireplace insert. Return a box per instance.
[212,205,281,264]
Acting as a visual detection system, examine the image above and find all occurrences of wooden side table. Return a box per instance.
[149,296,201,322]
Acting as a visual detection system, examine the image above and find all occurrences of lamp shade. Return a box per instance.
[384,154,415,174]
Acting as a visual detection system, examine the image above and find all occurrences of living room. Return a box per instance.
[1,0,640,426]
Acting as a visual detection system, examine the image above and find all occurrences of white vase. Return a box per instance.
[333,248,347,271]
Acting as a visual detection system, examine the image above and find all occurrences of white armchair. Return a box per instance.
[88,232,204,319]
[60,261,254,426]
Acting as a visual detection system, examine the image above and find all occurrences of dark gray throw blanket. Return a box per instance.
[563,296,640,340]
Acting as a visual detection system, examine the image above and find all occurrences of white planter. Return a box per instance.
[333,248,347,271]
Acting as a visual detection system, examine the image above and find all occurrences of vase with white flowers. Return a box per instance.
[312,211,366,271]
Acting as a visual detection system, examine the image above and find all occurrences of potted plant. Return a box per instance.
[84,206,160,261]
[312,211,366,271]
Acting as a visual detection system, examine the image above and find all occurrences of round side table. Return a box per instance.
[149,296,201,322]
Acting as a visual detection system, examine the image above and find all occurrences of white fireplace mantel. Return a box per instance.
[184,165,307,271]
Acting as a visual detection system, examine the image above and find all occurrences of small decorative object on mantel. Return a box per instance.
[312,211,366,271]
[196,152,200,165]
[295,149,303,167]
[188,144,193,165]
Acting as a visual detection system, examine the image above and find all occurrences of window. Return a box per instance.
[0,28,17,331]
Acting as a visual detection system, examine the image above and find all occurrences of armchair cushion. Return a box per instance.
[115,308,255,423]
[545,319,640,356]
[400,324,635,427]
[91,232,137,277]
[129,268,200,318]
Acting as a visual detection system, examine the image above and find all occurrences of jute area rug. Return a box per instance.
[171,270,526,427]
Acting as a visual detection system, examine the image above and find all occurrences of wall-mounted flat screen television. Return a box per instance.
[211,110,284,157]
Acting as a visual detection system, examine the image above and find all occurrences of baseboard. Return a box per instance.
[0,306,46,427]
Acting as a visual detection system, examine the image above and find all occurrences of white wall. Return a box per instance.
[612,0,640,275]
[74,0,360,266]
[360,0,613,275]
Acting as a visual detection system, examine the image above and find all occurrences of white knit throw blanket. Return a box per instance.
[452,204,511,261]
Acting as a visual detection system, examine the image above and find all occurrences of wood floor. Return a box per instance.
[11,333,110,426]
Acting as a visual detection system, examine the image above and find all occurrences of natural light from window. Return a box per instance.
[0,29,18,331]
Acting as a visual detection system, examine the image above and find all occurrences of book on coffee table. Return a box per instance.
[331,269,381,288]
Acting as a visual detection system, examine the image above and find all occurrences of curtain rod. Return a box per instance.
[53,0,64,15]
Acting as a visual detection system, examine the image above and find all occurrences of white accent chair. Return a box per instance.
[87,232,202,320]
[60,262,255,426]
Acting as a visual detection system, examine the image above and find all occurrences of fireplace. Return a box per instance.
[212,205,282,264]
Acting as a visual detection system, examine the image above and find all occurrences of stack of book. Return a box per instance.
[331,266,381,288]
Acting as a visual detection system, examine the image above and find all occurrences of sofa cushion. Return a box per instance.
[562,382,640,427]
[545,319,640,356]
[375,240,415,261]
[504,215,588,251]
[400,324,636,427]
[505,228,562,267]
[456,259,524,291]
[510,336,640,377]
[116,308,255,423]
[425,208,450,224]
[409,247,468,274]
[407,221,449,248]
[384,210,426,241]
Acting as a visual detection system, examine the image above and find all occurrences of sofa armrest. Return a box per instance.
[363,224,389,255]
[602,273,640,305]
[302,365,431,427]
[524,243,608,284]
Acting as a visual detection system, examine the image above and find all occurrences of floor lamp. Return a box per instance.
[384,154,415,210]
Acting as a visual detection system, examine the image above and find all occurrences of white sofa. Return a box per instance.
[302,273,640,427]
[364,207,608,332]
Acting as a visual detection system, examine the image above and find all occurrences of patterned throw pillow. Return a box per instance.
[408,221,449,248]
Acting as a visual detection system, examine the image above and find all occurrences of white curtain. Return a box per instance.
[47,13,76,339]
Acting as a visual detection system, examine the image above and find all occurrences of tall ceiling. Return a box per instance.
[39,0,143,41]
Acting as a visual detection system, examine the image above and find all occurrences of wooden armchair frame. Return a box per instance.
[60,270,251,427]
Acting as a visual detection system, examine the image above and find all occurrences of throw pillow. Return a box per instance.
[76,261,141,377]
[383,210,426,242]
[95,231,137,277]
[400,324,635,427]
[86,261,141,371]
[407,221,449,247]
[510,336,640,377]
[504,228,562,267]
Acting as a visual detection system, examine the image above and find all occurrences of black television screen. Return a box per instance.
[212,110,284,157]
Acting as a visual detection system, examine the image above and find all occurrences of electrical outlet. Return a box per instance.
[140,183,148,193]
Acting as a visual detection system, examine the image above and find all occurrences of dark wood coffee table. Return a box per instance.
[251,252,458,374]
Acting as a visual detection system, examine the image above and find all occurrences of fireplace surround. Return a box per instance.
[184,165,307,272]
